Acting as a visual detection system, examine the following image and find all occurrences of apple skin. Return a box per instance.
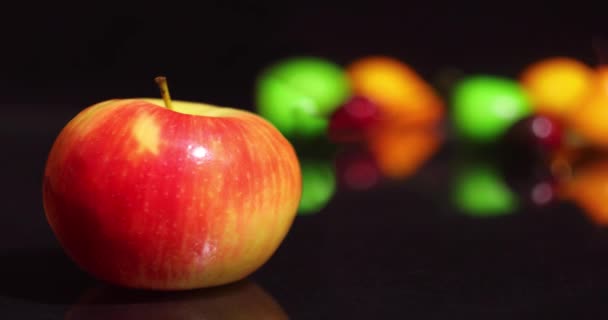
[43,98,301,290]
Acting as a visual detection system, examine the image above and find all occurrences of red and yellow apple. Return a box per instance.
[42,89,301,290]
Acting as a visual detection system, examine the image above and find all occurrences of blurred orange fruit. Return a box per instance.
[568,67,608,147]
[563,159,608,226]
[367,126,441,179]
[521,57,594,118]
[347,56,444,127]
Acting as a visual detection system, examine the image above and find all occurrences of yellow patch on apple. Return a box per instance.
[131,113,161,155]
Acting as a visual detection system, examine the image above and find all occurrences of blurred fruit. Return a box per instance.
[452,163,518,217]
[328,96,380,143]
[521,57,594,118]
[594,66,608,94]
[501,114,563,156]
[563,159,608,226]
[528,180,559,207]
[299,158,336,215]
[496,114,562,208]
[452,75,532,143]
[347,56,444,126]
[568,67,608,147]
[256,57,351,139]
[498,148,559,209]
[335,147,381,191]
[367,126,441,179]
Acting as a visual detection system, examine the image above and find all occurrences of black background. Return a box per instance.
[1,1,605,106]
[2,1,608,319]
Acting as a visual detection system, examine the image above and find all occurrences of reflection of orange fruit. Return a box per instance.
[569,93,608,147]
[347,56,443,127]
[595,66,608,95]
[568,67,608,147]
[520,57,594,118]
[367,126,441,179]
[563,160,608,226]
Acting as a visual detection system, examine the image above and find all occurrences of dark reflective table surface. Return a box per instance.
[3,106,608,319]
[2,0,606,317]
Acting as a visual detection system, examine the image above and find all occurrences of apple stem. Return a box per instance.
[154,76,174,110]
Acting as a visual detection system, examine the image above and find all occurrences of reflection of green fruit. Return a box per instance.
[452,75,531,143]
[452,165,517,217]
[256,57,351,139]
[299,160,336,215]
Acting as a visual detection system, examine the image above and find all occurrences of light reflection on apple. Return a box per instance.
[191,146,208,159]
[187,144,209,163]
[65,280,288,320]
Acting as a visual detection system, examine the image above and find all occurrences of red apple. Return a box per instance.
[42,93,301,290]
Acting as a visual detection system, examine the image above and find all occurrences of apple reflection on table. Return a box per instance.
[66,280,287,320]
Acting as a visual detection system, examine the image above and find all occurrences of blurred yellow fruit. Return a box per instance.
[568,67,608,147]
[347,56,444,127]
[521,57,594,118]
